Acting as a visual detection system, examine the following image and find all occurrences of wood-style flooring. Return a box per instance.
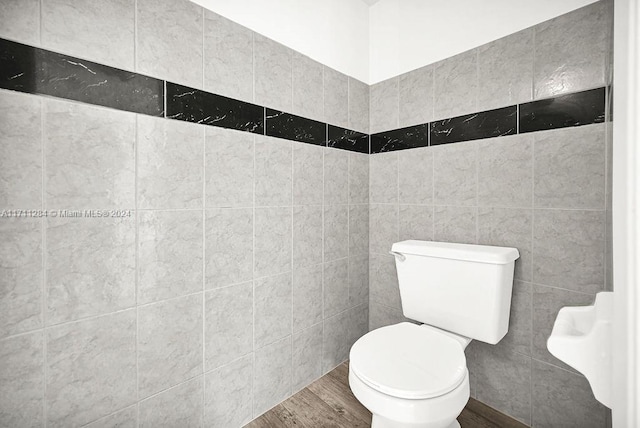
[246,362,528,428]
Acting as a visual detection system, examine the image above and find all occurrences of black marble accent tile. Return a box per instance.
[265,109,326,145]
[327,125,369,153]
[370,124,429,153]
[166,82,264,134]
[519,87,606,133]
[430,106,517,146]
[0,38,164,116]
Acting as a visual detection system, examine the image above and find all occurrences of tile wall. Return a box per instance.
[367,1,614,427]
[0,0,369,426]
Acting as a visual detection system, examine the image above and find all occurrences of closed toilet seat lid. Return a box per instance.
[350,322,467,399]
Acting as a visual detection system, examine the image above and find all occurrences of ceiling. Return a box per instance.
[360,0,382,5]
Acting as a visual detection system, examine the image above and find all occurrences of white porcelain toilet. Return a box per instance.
[349,240,519,428]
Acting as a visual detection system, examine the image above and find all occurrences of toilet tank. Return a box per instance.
[391,240,519,344]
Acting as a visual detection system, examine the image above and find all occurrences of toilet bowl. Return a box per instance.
[347,240,519,428]
[349,322,470,428]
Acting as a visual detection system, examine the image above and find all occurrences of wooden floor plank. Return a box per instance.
[280,388,352,428]
[245,361,530,428]
[464,398,529,428]
[306,372,371,427]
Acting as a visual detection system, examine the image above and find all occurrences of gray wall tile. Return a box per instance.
[433,205,477,244]
[84,406,136,428]
[0,218,42,338]
[399,147,433,204]
[370,77,399,134]
[255,273,292,349]
[254,34,292,112]
[293,52,324,121]
[293,265,323,332]
[292,323,323,392]
[138,294,203,398]
[399,65,434,127]
[136,0,203,87]
[42,0,135,70]
[139,377,203,428]
[534,124,606,210]
[205,355,253,427]
[0,0,40,46]
[44,99,135,210]
[533,209,605,293]
[293,205,323,268]
[205,208,253,289]
[0,332,43,428]
[46,311,136,427]
[478,207,532,282]
[324,67,349,128]
[477,29,533,110]
[137,117,203,210]
[0,91,41,210]
[254,207,292,278]
[534,1,610,99]
[370,152,398,204]
[348,77,370,134]
[468,344,531,425]
[324,204,348,261]
[204,11,253,102]
[478,134,533,208]
[433,142,478,206]
[324,148,349,205]
[349,255,369,308]
[349,204,369,256]
[434,49,478,120]
[369,253,401,310]
[293,144,323,205]
[498,281,532,356]
[399,204,433,242]
[205,282,253,370]
[46,216,135,324]
[138,211,203,305]
[532,284,595,371]
[205,127,254,208]
[255,136,292,207]
[349,304,369,347]
[368,302,405,331]
[322,309,350,373]
[323,258,349,319]
[253,336,292,417]
[532,360,608,427]
[349,152,369,204]
[369,203,398,254]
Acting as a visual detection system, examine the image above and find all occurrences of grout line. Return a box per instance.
[134,114,140,415]
[40,86,47,428]
[201,124,206,426]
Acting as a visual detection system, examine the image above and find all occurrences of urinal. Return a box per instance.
[547,291,613,408]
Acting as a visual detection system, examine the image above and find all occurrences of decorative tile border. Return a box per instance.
[166,82,264,134]
[327,125,369,154]
[265,109,326,145]
[0,37,608,155]
[430,106,517,146]
[519,87,606,134]
[0,38,164,116]
[371,89,606,153]
[370,124,429,153]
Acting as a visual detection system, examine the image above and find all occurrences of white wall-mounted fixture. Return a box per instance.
[547,292,614,408]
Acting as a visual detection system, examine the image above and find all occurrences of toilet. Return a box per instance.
[349,240,519,428]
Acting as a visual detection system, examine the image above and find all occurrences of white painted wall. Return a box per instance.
[369,0,599,83]
[192,0,600,84]
[190,0,371,83]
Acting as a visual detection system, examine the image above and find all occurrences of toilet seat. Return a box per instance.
[350,322,467,400]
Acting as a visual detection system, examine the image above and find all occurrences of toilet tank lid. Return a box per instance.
[392,240,519,264]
